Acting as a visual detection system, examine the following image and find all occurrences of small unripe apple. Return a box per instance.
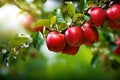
[88,7,106,27]
[62,44,79,55]
[46,31,66,52]
[65,26,84,47]
[82,22,98,46]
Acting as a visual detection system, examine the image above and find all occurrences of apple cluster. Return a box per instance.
[46,3,120,55]
[88,4,120,55]
[88,4,120,29]
[46,22,98,55]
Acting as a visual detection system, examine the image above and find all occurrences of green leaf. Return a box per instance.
[34,19,50,28]
[84,14,91,20]
[73,13,84,21]
[57,22,67,31]
[78,0,87,12]
[91,54,98,69]
[10,33,32,47]
[55,9,67,30]
[32,32,44,50]
[50,16,56,25]
[108,42,118,51]
[55,9,66,23]
[110,60,120,70]
[102,31,112,42]
[65,1,75,17]
[72,13,84,25]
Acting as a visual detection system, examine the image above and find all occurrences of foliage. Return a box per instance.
[0,0,120,74]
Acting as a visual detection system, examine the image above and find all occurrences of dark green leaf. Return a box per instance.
[78,0,87,12]
[91,54,98,69]
[108,42,118,51]
[34,19,50,28]
[32,32,44,50]
[3,52,9,65]
[110,60,120,70]
[102,31,112,42]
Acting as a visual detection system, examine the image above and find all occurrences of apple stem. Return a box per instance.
[81,20,86,26]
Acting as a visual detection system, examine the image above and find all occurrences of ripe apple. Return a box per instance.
[113,37,120,55]
[106,4,120,21]
[115,37,120,45]
[46,31,66,52]
[65,26,84,47]
[82,22,98,46]
[88,7,106,27]
[106,4,120,29]
[108,20,120,29]
[62,44,79,55]
[32,26,44,32]
[113,45,120,55]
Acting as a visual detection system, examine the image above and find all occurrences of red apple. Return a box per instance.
[82,22,98,46]
[32,26,44,32]
[21,14,35,30]
[46,31,66,52]
[88,7,106,27]
[113,45,120,55]
[108,19,120,29]
[65,26,84,47]
[62,44,79,55]
[106,4,120,21]
[113,37,120,55]
[106,4,120,29]
[115,37,120,45]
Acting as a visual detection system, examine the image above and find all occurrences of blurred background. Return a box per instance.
[0,0,120,80]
